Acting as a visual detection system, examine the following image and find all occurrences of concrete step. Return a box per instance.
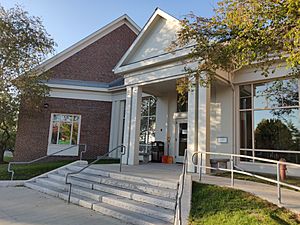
[93,203,172,225]
[26,181,172,225]
[93,183,175,210]
[25,181,65,198]
[66,185,174,223]
[55,170,177,199]
[35,176,175,210]
[68,165,178,189]
[101,194,174,223]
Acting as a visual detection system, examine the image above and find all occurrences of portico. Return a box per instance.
[111,9,212,172]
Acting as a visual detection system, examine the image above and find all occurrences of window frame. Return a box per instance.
[238,77,300,164]
[48,113,82,146]
[139,96,156,154]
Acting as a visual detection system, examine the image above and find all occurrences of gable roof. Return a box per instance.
[37,14,140,73]
[114,8,189,74]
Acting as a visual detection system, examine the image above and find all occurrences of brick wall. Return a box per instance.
[14,98,112,161]
[14,22,138,161]
[50,24,137,83]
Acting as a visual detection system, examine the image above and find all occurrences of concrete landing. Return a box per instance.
[192,174,300,215]
[91,162,182,182]
[0,187,125,225]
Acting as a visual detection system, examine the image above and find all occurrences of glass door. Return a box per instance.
[176,121,187,163]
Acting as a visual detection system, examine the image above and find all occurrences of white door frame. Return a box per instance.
[175,119,188,163]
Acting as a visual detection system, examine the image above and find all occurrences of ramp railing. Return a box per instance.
[192,151,300,204]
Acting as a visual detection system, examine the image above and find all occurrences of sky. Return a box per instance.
[1,0,218,55]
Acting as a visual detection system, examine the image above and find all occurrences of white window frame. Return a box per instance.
[238,77,300,164]
[140,97,156,154]
[47,113,82,156]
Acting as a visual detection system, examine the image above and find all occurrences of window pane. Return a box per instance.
[149,116,156,132]
[240,85,251,97]
[141,99,149,116]
[53,114,61,122]
[240,150,253,162]
[254,83,269,108]
[240,111,252,149]
[149,97,157,116]
[139,131,147,144]
[254,151,300,164]
[71,122,79,145]
[254,79,299,109]
[73,116,80,122]
[62,115,73,122]
[177,92,188,112]
[254,109,300,151]
[58,123,72,145]
[51,122,59,144]
[240,97,251,109]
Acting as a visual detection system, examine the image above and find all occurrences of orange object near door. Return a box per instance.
[162,155,173,164]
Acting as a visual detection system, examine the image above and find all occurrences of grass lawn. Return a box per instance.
[213,172,300,190]
[0,158,120,180]
[190,182,300,225]
[3,155,13,163]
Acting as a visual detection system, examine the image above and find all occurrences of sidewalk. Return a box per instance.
[0,187,125,225]
[191,173,300,215]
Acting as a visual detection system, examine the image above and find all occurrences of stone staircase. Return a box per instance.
[25,161,177,225]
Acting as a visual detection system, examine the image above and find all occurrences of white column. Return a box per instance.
[187,84,197,172]
[187,81,211,173]
[122,86,142,165]
[109,100,121,158]
[198,85,211,173]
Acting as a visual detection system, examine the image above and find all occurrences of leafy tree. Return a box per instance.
[255,119,293,150]
[172,0,300,89]
[0,5,55,162]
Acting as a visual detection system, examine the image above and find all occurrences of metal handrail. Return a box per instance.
[174,149,187,225]
[8,144,87,180]
[65,145,126,203]
[192,151,300,204]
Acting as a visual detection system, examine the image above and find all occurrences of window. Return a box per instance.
[50,114,81,145]
[239,79,300,164]
[140,97,156,154]
[177,92,188,112]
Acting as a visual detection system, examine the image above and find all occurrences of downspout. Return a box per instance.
[194,76,199,172]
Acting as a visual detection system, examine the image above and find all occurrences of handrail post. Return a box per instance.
[199,152,203,181]
[277,162,281,204]
[65,144,125,205]
[231,155,234,187]
[80,144,87,161]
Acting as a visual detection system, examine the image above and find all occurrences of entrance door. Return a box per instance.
[176,121,188,163]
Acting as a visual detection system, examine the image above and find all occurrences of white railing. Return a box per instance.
[192,151,300,204]
[174,149,187,225]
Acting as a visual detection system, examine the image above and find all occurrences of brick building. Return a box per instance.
[14,15,140,161]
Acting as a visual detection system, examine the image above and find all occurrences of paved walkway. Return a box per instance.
[192,174,300,215]
[0,187,125,225]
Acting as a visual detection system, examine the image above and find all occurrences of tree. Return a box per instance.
[255,119,293,150]
[172,0,300,90]
[0,5,55,162]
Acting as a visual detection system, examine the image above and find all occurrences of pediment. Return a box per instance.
[114,9,181,73]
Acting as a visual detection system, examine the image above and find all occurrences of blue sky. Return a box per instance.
[1,0,218,54]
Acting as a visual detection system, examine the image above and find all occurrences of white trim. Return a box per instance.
[114,8,181,74]
[115,47,192,74]
[37,15,140,74]
[49,88,126,102]
[49,88,113,102]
